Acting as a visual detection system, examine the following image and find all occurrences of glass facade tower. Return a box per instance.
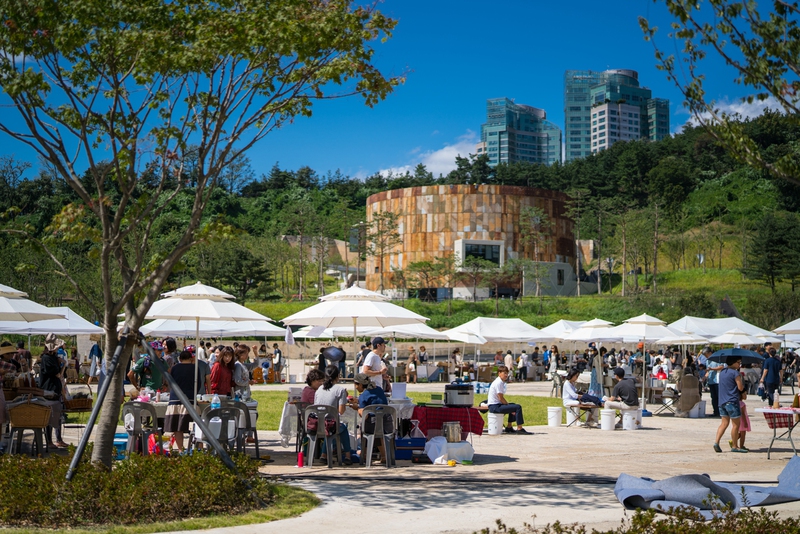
[476,98,561,167]
[565,69,670,161]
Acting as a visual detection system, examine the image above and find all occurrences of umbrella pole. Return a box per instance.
[353,317,357,397]
[194,318,199,408]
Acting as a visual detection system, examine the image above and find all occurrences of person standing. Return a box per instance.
[165,350,201,454]
[15,341,32,372]
[703,347,723,417]
[272,343,284,383]
[210,346,235,396]
[487,365,529,434]
[163,338,178,369]
[517,350,528,382]
[503,350,515,381]
[38,334,68,448]
[417,345,428,364]
[361,337,386,390]
[405,346,418,384]
[759,347,783,405]
[714,357,745,453]
[233,345,255,399]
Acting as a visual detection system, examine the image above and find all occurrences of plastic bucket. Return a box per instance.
[689,402,700,418]
[622,410,638,431]
[600,409,616,431]
[487,412,504,435]
[547,406,562,427]
[289,375,297,384]
[698,400,707,418]
[565,406,579,427]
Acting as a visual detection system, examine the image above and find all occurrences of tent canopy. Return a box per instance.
[140,319,284,338]
[669,316,772,338]
[0,306,101,335]
[441,317,545,343]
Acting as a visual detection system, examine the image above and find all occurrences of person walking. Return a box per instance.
[759,347,783,405]
[713,357,746,453]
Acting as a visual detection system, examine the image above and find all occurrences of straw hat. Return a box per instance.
[44,333,65,352]
[0,343,17,356]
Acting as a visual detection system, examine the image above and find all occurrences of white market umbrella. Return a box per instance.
[538,319,586,341]
[708,329,764,346]
[140,319,284,338]
[654,331,709,345]
[282,295,428,387]
[774,318,800,335]
[607,314,681,344]
[669,316,773,338]
[367,322,450,340]
[563,318,619,342]
[145,282,273,405]
[0,306,102,335]
[754,333,784,345]
[443,317,545,343]
[0,284,67,322]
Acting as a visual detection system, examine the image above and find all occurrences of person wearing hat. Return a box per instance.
[361,337,386,390]
[127,341,166,392]
[350,372,390,462]
[0,341,21,373]
[39,334,69,448]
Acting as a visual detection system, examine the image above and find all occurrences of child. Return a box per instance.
[729,389,750,452]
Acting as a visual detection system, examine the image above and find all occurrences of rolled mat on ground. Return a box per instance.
[614,456,800,519]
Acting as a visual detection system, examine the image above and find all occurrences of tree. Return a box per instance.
[459,256,495,302]
[565,188,590,297]
[0,0,399,468]
[366,211,402,293]
[518,206,553,297]
[433,254,459,316]
[744,211,800,292]
[640,1,800,186]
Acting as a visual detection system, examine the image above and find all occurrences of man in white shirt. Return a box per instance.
[487,365,529,434]
[361,336,386,390]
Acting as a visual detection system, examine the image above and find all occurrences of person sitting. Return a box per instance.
[487,365,529,434]
[127,341,167,394]
[39,334,68,448]
[313,365,353,465]
[604,367,639,427]
[301,368,325,404]
[349,373,390,462]
[562,369,601,427]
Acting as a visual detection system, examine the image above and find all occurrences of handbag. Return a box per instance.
[757,384,766,400]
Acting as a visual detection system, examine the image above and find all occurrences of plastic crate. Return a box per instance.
[395,437,425,460]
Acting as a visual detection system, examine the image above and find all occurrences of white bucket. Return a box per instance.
[547,406,562,427]
[565,406,579,427]
[689,402,700,418]
[289,375,297,384]
[487,412,504,435]
[448,374,457,382]
[622,410,638,431]
[698,400,707,418]
[600,409,616,431]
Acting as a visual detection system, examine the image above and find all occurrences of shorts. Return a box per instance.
[719,401,741,419]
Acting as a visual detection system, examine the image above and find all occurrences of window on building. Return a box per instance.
[464,244,501,265]
[598,110,605,116]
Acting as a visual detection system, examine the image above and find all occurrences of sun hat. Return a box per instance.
[353,373,375,388]
[0,343,16,356]
[44,333,65,353]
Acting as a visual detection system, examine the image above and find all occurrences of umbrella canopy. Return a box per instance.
[318,286,390,302]
[292,326,337,339]
[140,319,284,338]
[754,334,784,344]
[538,319,586,341]
[0,306,102,335]
[654,331,710,345]
[563,318,620,342]
[708,329,764,346]
[607,314,680,343]
[774,318,800,335]
[0,284,67,322]
[440,328,487,344]
[669,316,773,338]
[161,281,236,299]
[281,300,427,329]
[365,322,451,340]
[441,317,545,343]
[708,348,765,365]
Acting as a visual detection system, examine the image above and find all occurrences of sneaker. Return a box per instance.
[732,448,749,453]
[713,443,722,453]
[516,427,531,435]
[503,427,516,434]
[728,439,734,450]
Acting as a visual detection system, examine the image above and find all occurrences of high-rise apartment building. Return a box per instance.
[476,98,561,167]
[564,69,669,162]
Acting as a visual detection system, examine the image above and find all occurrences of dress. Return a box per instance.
[739,400,751,432]
[164,363,199,433]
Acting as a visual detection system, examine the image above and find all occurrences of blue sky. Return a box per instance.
[1,0,772,181]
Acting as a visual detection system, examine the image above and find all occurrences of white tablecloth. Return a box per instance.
[424,436,474,464]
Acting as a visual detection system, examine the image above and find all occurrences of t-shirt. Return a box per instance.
[314,384,348,407]
[487,376,506,405]
[273,348,283,366]
[718,367,741,407]
[301,386,316,404]
[762,356,782,384]
[362,351,383,389]
[611,377,638,406]
[170,362,199,401]
[358,386,388,408]
[131,356,164,390]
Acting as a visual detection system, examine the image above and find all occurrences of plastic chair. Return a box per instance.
[221,400,258,457]
[293,401,309,454]
[303,405,342,468]
[121,401,162,456]
[360,405,396,468]
[201,407,240,452]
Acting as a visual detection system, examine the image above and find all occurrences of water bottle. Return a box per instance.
[234,391,240,402]
[211,393,221,410]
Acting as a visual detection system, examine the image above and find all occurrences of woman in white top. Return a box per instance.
[563,369,598,426]
[313,365,353,465]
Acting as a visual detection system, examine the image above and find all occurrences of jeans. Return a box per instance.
[719,401,741,419]
[488,403,524,425]
[338,361,347,379]
[320,422,352,455]
[517,367,527,381]
[765,382,780,405]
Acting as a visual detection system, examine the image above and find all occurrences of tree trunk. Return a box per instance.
[652,204,659,294]
[621,221,627,297]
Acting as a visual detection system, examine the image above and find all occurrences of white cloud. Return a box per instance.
[677,96,783,133]
[380,130,478,178]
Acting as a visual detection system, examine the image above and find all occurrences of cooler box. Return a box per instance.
[395,437,426,460]
[444,384,474,407]
[113,432,128,460]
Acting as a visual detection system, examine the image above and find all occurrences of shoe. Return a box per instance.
[245,437,256,444]
[614,423,623,429]
[728,439,734,450]
[516,427,531,434]
[342,456,353,465]
[503,427,516,434]
[732,448,749,453]
[739,446,750,452]
[54,441,69,448]
[713,443,722,453]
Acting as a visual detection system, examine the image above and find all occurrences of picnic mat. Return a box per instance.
[614,456,800,519]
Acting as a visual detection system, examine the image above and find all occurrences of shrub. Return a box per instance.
[0,445,277,528]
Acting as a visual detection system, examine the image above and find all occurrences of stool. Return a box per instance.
[622,409,640,430]
[7,426,48,456]
[487,412,504,435]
